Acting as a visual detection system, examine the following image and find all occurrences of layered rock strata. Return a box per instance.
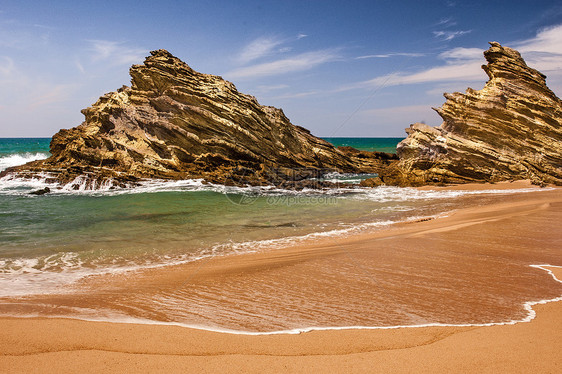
[378,42,562,187]
[3,50,390,189]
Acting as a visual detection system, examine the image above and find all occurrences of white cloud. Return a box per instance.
[344,24,562,97]
[356,52,425,59]
[272,90,321,100]
[339,25,562,99]
[236,37,283,64]
[515,24,562,54]
[75,60,85,74]
[357,61,484,89]
[514,24,562,94]
[254,84,289,93]
[235,34,312,64]
[433,30,471,41]
[438,47,483,60]
[88,40,147,65]
[227,49,340,79]
[514,24,562,72]
[434,17,457,27]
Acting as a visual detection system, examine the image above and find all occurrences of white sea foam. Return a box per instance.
[0,171,550,201]
[11,265,559,336]
[355,185,551,202]
[0,152,49,172]
[0,251,216,297]
[0,217,399,297]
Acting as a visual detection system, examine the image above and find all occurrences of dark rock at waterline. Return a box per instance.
[29,187,50,195]
[359,177,384,188]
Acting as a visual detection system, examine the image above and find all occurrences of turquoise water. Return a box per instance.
[0,137,528,298]
[0,138,51,157]
[322,137,403,153]
[0,138,51,172]
[0,137,402,156]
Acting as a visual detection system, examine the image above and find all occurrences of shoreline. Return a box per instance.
[1,182,561,372]
[2,263,560,337]
[0,180,549,300]
[1,181,560,330]
[1,268,561,373]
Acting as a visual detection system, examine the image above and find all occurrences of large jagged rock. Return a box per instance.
[3,50,389,188]
[379,42,562,187]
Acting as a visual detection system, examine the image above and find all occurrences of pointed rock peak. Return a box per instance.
[133,49,195,84]
[484,41,526,66]
[149,49,175,58]
[144,49,190,68]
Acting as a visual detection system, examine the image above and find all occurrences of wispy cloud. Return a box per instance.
[75,59,85,74]
[254,84,290,93]
[434,17,457,27]
[438,47,483,60]
[513,24,562,93]
[29,83,78,108]
[359,104,436,119]
[515,24,562,64]
[433,30,472,41]
[0,58,78,110]
[236,37,284,64]
[272,90,321,100]
[88,40,147,66]
[227,49,340,79]
[360,62,484,89]
[235,34,312,65]
[0,56,14,75]
[345,24,562,95]
[343,48,484,91]
[355,52,425,59]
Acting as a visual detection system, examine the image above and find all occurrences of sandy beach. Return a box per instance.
[1,181,561,373]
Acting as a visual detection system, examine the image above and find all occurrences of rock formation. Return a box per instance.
[3,50,391,189]
[378,42,562,187]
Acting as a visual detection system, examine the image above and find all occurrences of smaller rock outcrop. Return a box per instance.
[379,42,562,186]
[28,187,50,195]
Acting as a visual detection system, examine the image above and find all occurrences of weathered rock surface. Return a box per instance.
[3,50,390,189]
[379,42,562,187]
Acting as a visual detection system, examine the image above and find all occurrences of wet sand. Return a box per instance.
[1,182,561,372]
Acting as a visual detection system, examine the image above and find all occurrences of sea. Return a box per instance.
[0,137,557,333]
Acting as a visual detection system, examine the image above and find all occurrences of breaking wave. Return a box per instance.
[0,152,49,172]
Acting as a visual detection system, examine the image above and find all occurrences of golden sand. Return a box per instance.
[1,181,561,372]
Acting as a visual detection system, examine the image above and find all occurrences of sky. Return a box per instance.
[1,0,562,138]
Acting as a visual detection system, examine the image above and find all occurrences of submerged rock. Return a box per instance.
[3,50,390,188]
[379,42,562,186]
[28,187,50,195]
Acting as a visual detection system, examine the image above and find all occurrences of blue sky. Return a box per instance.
[1,0,562,137]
